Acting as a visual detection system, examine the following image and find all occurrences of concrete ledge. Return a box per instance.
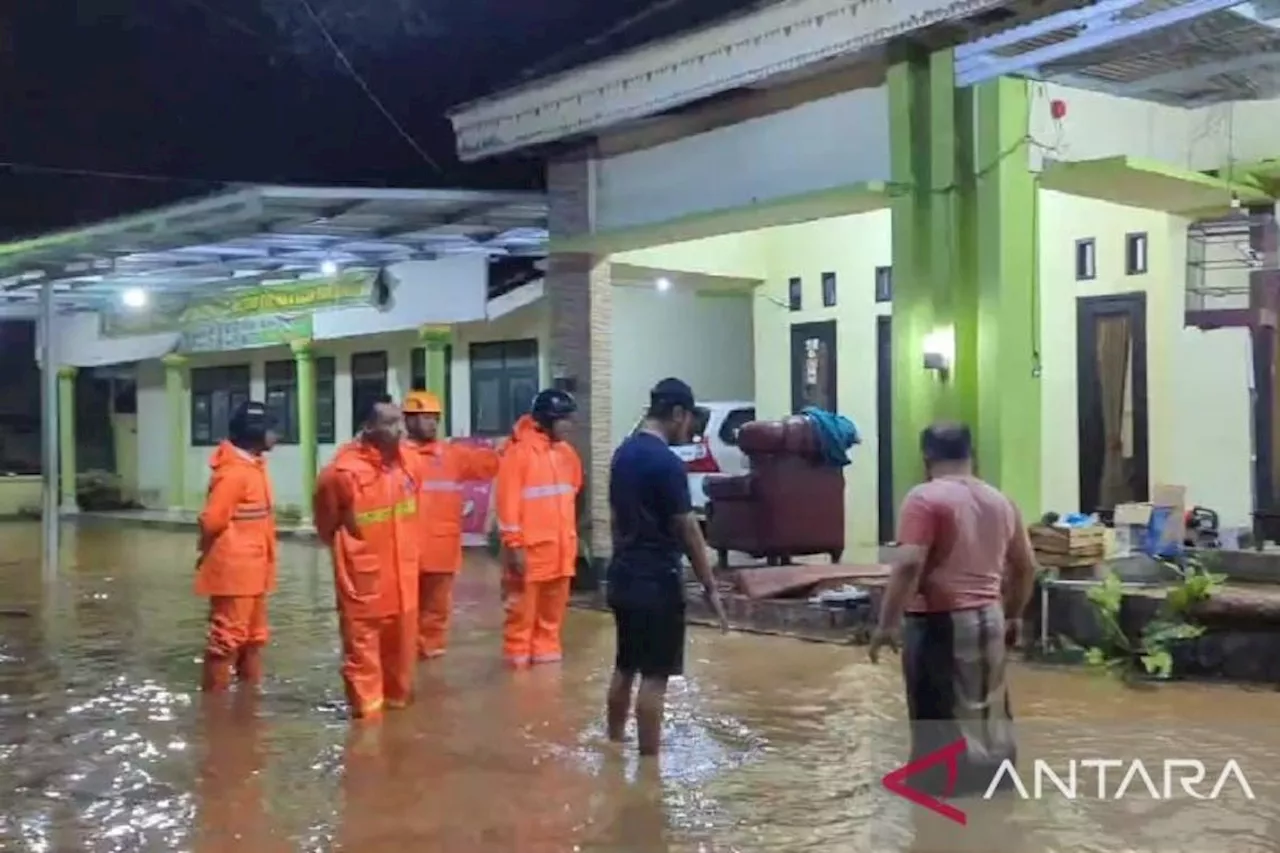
[0,474,42,519]
[573,578,883,644]
[575,573,1280,685]
[1035,582,1280,684]
[1198,548,1280,584]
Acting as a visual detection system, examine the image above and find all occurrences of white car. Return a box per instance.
[632,400,756,515]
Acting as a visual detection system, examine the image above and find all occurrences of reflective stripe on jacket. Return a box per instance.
[495,415,582,582]
[195,441,278,597]
[314,440,420,620]
[406,439,501,574]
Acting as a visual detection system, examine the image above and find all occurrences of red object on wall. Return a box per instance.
[453,436,497,546]
[1050,99,1067,120]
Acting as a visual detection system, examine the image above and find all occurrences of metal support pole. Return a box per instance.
[1040,580,1049,650]
[40,280,60,578]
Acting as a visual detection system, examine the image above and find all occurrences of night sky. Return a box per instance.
[0,0,758,240]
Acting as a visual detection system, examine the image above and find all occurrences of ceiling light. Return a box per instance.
[320,259,339,277]
[121,288,148,309]
[656,277,672,292]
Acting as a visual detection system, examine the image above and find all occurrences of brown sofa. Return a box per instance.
[704,415,845,568]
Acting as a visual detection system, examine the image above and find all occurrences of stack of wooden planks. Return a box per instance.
[1029,524,1106,570]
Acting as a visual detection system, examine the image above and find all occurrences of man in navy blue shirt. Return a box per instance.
[605,377,728,757]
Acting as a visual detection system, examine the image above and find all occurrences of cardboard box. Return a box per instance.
[1112,486,1186,558]
[1151,484,1186,554]
[1112,502,1150,557]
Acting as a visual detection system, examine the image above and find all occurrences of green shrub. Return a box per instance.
[76,470,140,511]
[1084,555,1226,681]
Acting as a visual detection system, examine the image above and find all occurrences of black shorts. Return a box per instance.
[611,604,686,678]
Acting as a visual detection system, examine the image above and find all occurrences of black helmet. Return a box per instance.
[229,401,271,444]
[530,388,577,428]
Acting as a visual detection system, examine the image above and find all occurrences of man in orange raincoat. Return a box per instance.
[195,401,278,692]
[313,395,420,719]
[402,390,501,659]
[496,388,583,668]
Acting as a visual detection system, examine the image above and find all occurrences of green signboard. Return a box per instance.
[102,270,378,338]
[179,314,314,354]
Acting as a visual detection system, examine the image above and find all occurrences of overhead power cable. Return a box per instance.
[0,160,230,184]
[294,0,443,174]
[514,0,689,83]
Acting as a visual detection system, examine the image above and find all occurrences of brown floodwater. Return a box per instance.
[1,521,1278,853]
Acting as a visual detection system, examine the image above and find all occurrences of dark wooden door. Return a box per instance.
[877,316,894,543]
[1077,293,1149,515]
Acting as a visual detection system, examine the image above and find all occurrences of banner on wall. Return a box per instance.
[101,270,381,338]
[179,314,314,354]
[454,436,498,547]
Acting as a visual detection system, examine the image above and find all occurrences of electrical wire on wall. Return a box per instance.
[882,79,1063,381]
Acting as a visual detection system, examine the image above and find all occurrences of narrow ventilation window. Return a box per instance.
[821,271,837,307]
[1075,238,1097,281]
[874,266,893,303]
[1125,232,1148,275]
[788,276,802,311]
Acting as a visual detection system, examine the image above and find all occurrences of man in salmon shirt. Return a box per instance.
[402,390,502,660]
[195,401,278,692]
[313,395,420,719]
[869,422,1037,798]
[495,388,583,668]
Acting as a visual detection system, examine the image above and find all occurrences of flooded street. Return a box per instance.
[0,521,1278,852]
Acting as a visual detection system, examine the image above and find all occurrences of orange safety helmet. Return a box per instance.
[403,390,443,415]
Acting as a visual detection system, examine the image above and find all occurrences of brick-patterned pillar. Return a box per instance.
[547,154,613,582]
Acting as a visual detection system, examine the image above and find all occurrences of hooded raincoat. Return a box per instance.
[195,441,277,690]
[495,415,582,666]
[405,437,501,658]
[314,439,420,717]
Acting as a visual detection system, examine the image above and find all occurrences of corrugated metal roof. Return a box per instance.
[0,185,547,311]
[974,2,1280,104]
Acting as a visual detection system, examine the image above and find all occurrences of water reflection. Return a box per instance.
[195,691,284,851]
[0,522,1277,852]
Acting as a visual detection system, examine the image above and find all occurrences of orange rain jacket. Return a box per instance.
[495,415,583,582]
[195,441,278,597]
[313,440,420,620]
[405,439,501,573]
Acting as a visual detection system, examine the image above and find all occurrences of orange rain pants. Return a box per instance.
[337,611,418,714]
[195,441,278,692]
[315,439,421,718]
[205,596,269,691]
[495,415,582,667]
[405,437,500,658]
[417,574,455,659]
[501,572,574,666]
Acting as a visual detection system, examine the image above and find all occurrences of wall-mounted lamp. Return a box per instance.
[121,287,148,309]
[655,276,672,292]
[922,326,955,378]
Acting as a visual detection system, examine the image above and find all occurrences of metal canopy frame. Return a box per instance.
[15,184,547,574]
[955,0,1280,106]
[0,184,549,314]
